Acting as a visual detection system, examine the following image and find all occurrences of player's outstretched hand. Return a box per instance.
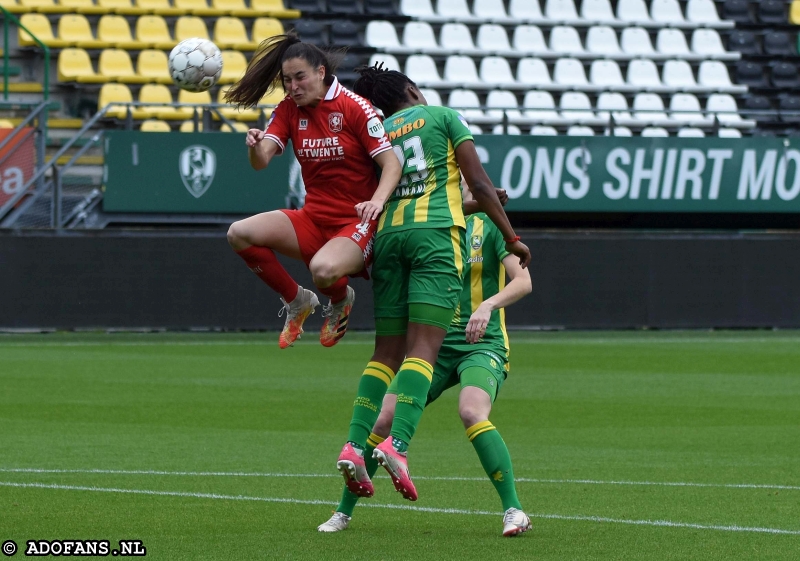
[506,240,531,269]
[355,201,383,225]
[246,129,265,147]
[465,302,492,344]
[496,188,509,206]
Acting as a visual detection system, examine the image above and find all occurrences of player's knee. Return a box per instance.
[309,259,338,288]
[227,221,246,250]
[459,404,487,429]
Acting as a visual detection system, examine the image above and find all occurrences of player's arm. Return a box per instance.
[462,182,508,215]
[455,140,531,268]
[465,254,532,344]
[355,149,402,224]
[246,129,281,170]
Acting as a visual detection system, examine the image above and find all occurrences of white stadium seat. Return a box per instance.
[560,91,600,123]
[438,0,479,21]
[686,0,724,24]
[517,57,553,87]
[492,124,522,134]
[590,59,626,89]
[370,53,401,71]
[641,127,670,137]
[597,91,632,123]
[513,25,549,54]
[545,0,581,23]
[405,54,442,84]
[509,0,545,20]
[586,26,622,56]
[440,23,479,53]
[473,0,511,21]
[656,29,691,57]
[698,60,744,92]
[581,0,617,22]
[365,21,401,49]
[448,89,489,123]
[608,126,633,136]
[419,87,442,105]
[523,90,561,123]
[550,26,585,55]
[677,127,705,137]
[663,59,697,89]
[717,128,742,137]
[553,57,589,87]
[402,22,439,52]
[479,56,517,86]
[650,0,685,24]
[400,0,436,18]
[627,59,663,89]
[531,125,558,135]
[476,24,514,55]
[691,29,731,58]
[616,0,652,22]
[486,89,523,122]
[706,93,753,127]
[633,93,670,125]
[567,125,596,136]
[469,124,484,134]
[620,27,656,56]
[670,93,712,124]
[443,55,482,87]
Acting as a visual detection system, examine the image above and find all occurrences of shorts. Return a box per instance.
[281,208,376,278]
[387,343,508,404]
[372,226,466,320]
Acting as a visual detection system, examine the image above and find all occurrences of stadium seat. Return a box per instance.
[19,0,70,12]
[545,0,581,23]
[18,14,69,48]
[791,0,800,24]
[221,121,250,132]
[0,0,25,13]
[596,91,632,123]
[550,26,585,55]
[136,50,172,84]
[686,0,724,24]
[405,54,443,85]
[530,125,558,135]
[215,17,257,50]
[419,88,442,106]
[438,0,479,21]
[677,127,705,137]
[58,0,107,15]
[98,15,148,49]
[742,94,772,119]
[250,0,299,17]
[522,90,561,124]
[474,0,510,20]
[175,16,210,42]
[763,31,796,56]
[758,0,787,23]
[327,0,361,12]
[98,83,143,119]
[440,23,479,53]
[292,20,326,47]
[701,63,745,95]
[476,25,514,56]
[443,55,482,88]
[365,21,401,50]
[509,0,545,20]
[220,50,247,84]
[632,93,670,125]
[722,0,752,23]
[97,0,148,14]
[251,18,284,45]
[650,0,685,23]
[607,126,632,136]
[734,60,767,88]
[165,89,212,120]
[656,29,690,58]
[136,0,182,15]
[778,95,800,123]
[479,57,517,87]
[138,83,174,117]
[337,52,365,86]
[289,0,320,12]
[616,0,651,22]
[330,21,361,48]
[717,127,741,137]
[641,127,669,136]
[468,124,483,134]
[216,85,257,120]
[516,58,553,87]
[58,14,107,49]
[58,48,108,83]
[553,58,589,88]
[99,49,150,83]
[590,59,626,90]
[585,26,622,56]
[173,0,223,15]
[512,25,549,54]
[662,59,697,89]
[400,0,435,18]
[486,90,523,123]
[691,29,729,57]
[135,15,175,50]
[560,92,600,124]
[670,93,711,124]
[179,120,203,132]
[580,0,617,22]
[620,27,655,56]
[566,125,595,136]
[402,22,440,52]
[491,124,522,135]
[370,53,400,71]
[770,61,800,89]
[627,59,663,89]
[706,93,750,127]
[364,0,396,15]
[448,88,490,123]
[140,119,171,131]
[727,30,760,55]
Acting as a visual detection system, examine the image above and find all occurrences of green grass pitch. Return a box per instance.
[2,331,799,560]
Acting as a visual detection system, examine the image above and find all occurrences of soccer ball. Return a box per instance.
[168,38,223,93]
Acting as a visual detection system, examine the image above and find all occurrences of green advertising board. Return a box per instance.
[103,131,294,213]
[104,132,800,214]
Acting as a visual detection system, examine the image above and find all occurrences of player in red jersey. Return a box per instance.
[225,33,401,348]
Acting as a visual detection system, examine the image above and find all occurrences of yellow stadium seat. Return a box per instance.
[58,0,108,14]
[135,0,182,15]
[139,83,174,117]
[136,49,173,84]
[219,50,247,84]
[135,15,175,49]
[57,48,108,83]
[140,119,172,131]
[173,0,223,16]
[790,0,800,23]
[58,14,108,49]
[0,0,26,14]
[174,16,210,42]
[0,119,15,128]
[211,0,251,16]
[18,14,70,48]
[99,83,147,118]
[99,48,151,83]
[221,121,248,132]
[97,0,148,14]
[251,17,283,45]
[249,0,299,17]
[157,88,210,119]
[20,0,70,13]
[97,15,149,49]
[179,119,204,132]
[216,84,255,120]
[214,17,256,50]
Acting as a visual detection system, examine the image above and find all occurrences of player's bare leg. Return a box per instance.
[311,237,364,347]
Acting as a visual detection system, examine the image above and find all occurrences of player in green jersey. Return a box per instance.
[320,190,533,536]
[334,63,532,505]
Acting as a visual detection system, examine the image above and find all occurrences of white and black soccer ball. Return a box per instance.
[168,38,223,93]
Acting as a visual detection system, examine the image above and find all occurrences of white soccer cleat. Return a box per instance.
[502,508,532,537]
[277,286,320,349]
[317,511,351,533]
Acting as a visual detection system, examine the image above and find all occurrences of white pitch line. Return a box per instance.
[2,468,799,491]
[1,481,798,536]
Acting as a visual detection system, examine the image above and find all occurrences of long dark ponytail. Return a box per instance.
[225,31,340,108]
[352,62,415,117]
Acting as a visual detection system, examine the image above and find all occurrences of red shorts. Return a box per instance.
[281,208,377,278]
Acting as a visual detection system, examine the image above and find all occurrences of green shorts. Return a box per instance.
[387,343,508,404]
[372,226,466,328]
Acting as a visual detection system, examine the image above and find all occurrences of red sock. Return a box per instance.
[317,276,348,304]
[236,246,298,302]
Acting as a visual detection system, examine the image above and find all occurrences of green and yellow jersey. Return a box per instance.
[444,212,511,368]
[377,105,473,235]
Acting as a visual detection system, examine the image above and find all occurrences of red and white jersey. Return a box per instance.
[263,77,392,227]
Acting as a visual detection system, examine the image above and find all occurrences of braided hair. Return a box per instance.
[225,31,341,108]
[352,63,417,117]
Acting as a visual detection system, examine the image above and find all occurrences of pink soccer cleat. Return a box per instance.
[373,439,418,501]
[336,443,374,498]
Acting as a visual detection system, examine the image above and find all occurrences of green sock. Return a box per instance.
[467,421,523,511]
[389,358,433,446]
[347,362,395,447]
[336,433,384,517]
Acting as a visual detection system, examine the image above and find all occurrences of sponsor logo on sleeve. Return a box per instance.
[366,116,385,139]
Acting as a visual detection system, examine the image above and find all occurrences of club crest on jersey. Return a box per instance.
[299,118,308,130]
[355,222,371,236]
[329,112,343,133]
[471,235,483,250]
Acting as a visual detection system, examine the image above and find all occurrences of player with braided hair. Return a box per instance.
[334,62,531,505]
